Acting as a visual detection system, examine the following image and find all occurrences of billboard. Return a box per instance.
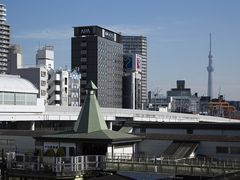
[123,54,142,73]
[135,54,142,73]
[123,54,133,72]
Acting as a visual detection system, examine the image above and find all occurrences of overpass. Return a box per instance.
[0,105,239,125]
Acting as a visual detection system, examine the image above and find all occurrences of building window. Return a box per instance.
[3,92,14,105]
[41,71,46,77]
[0,92,3,104]
[41,90,46,96]
[65,78,67,85]
[65,87,67,93]
[41,80,46,86]
[25,94,37,105]
[230,147,240,154]
[140,128,146,134]
[186,129,193,134]
[16,93,26,105]
[216,146,228,154]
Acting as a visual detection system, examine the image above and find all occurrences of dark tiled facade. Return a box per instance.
[71,26,123,108]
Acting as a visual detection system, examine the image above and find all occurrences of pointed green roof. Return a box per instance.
[73,81,108,133]
[36,81,141,144]
[86,81,98,90]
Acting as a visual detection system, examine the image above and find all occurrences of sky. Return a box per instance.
[2,0,240,100]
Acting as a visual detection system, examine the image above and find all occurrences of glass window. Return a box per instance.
[4,92,15,105]
[41,80,46,86]
[65,78,67,85]
[216,146,228,154]
[41,90,46,96]
[16,93,26,105]
[230,147,240,154]
[26,94,37,105]
[140,128,146,133]
[187,129,193,134]
[41,71,46,77]
[0,92,3,104]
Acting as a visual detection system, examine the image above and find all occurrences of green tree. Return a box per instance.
[56,147,65,157]
[44,149,55,157]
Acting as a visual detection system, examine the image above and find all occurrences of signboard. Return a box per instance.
[135,54,142,72]
[102,29,115,41]
[123,54,142,73]
[123,55,133,72]
[74,27,94,36]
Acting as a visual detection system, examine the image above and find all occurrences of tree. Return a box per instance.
[44,149,55,157]
[56,147,65,157]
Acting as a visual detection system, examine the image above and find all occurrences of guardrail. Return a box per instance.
[5,153,240,177]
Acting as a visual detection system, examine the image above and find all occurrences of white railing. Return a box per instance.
[7,154,105,173]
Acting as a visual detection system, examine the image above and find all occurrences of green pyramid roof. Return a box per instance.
[86,81,98,90]
[36,81,141,143]
[73,81,108,133]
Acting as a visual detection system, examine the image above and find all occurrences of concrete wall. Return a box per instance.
[198,141,240,160]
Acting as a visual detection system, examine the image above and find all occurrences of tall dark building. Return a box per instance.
[71,26,123,108]
[121,36,147,109]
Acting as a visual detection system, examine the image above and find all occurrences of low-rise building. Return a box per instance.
[7,44,48,104]
[124,121,240,160]
[35,81,141,156]
[48,68,68,106]
[68,69,81,106]
[0,74,44,130]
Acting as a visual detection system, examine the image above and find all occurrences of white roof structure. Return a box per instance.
[0,74,38,94]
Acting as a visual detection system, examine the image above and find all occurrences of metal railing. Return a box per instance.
[5,153,240,177]
[7,154,105,173]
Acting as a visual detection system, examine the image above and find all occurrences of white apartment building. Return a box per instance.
[0,4,10,73]
[48,69,69,106]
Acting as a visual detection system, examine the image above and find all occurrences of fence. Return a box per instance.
[5,153,240,177]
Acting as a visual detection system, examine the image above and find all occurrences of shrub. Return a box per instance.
[34,149,43,156]
[44,149,55,157]
[56,147,65,157]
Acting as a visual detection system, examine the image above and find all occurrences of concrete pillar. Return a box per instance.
[30,122,35,131]
[108,121,113,130]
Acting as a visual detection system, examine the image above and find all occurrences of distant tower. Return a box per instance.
[207,33,214,99]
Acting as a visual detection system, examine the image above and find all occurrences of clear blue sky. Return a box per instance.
[3,0,240,100]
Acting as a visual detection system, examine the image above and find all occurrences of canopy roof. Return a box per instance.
[39,129,140,144]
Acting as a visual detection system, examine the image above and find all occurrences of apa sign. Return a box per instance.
[75,27,93,36]
[80,29,91,34]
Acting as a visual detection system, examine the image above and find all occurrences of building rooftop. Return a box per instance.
[0,74,38,94]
